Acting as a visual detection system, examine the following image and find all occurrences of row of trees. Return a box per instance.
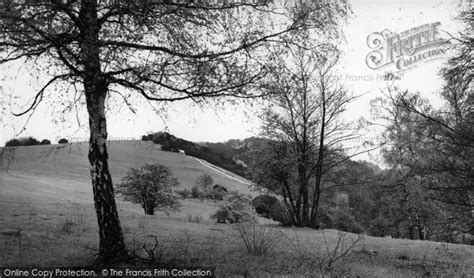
[247,7,472,242]
[5,137,68,146]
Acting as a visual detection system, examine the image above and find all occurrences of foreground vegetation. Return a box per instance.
[1,142,473,276]
[1,197,473,277]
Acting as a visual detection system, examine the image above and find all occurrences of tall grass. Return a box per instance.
[234,223,283,256]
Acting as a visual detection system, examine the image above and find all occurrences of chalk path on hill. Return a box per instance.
[192,157,252,186]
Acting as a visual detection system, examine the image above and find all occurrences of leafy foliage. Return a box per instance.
[40,139,51,145]
[5,137,40,147]
[251,194,291,224]
[195,174,214,191]
[141,135,153,141]
[150,132,249,177]
[116,164,180,215]
[178,178,228,201]
[211,192,256,224]
[252,195,279,218]
[368,11,473,241]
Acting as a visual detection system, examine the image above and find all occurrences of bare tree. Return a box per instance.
[254,43,370,227]
[0,0,349,261]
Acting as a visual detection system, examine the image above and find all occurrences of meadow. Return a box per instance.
[1,141,473,277]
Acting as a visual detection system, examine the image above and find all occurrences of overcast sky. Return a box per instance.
[1,0,470,158]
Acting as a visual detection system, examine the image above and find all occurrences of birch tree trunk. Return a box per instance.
[81,0,126,262]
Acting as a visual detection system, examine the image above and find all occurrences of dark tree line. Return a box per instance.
[5,136,51,146]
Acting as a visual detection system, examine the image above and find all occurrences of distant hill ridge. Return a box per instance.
[145,132,265,179]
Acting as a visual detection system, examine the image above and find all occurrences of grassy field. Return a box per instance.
[1,141,473,277]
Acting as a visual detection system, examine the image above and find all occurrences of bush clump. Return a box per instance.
[180,184,228,201]
[176,188,192,198]
[252,195,279,218]
[5,137,40,147]
[333,211,365,234]
[177,174,228,201]
[251,195,292,225]
[317,207,366,234]
[40,139,51,145]
[211,192,256,224]
[141,134,154,141]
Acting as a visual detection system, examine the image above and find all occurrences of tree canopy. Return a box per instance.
[117,164,180,215]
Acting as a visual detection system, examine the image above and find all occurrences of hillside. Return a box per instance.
[0,141,256,236]
[1,141,254,197]
[147,132,251,178]
[142,132,272,180]
[0,141,473,276]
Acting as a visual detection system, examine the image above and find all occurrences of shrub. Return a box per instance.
[317,209,334,229]
[116,164,181,215]
[195,174,214,191]
[235,222,283,256]
[205,186,227,201]
[140,134,154,141]
[368,216,393,237]
[176,188,192,198]
[211,192,256,224]
[287,229,363,273]
[181,184,228,200]
[252,195,292,225]
[40,139,51,145]
[5,139,21,147]
[160,144,179,152]
[159,140,179,152]
[252,195,279,218]
[58,138,69,144]
[333,211,366,234]
[23,137,40,146]
[190,185,203,198]
[269,201,293,226]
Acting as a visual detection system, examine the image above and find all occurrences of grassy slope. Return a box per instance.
[0,141,473,276]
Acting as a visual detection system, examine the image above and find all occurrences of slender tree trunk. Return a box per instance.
[81,0,125,262]
[298,163,309,226]
[408,226,415,240]
[144,205,155,215]
[310,188,321,228]
[282,180,298,225]
[418,226,425,240]
[310,90,326,226]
